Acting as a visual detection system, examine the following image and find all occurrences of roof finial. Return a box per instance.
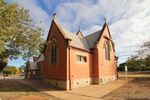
[53,12,56,19]
[78,26,80,31]
[104,18,107,23]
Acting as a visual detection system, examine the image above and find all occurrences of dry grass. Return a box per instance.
[102,77,150,100]
[0,79,61,100]
[0,72,150,100]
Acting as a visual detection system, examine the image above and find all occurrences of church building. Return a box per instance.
[43,13,118,90]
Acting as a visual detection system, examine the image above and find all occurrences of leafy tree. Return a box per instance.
[0,0,44,60]
[141,40,150,54]
[19,65,25,73]
[126,55,150,71]
[118,63,125,71]
[138,40,150,70]
[38,40,46,55]
[125,55,144,71]
[144,56,150,70]
[126,56,137,71]
[0,55,8,71]
[126,40,150,71]
[138,40,150,57]
[2,66,20,74]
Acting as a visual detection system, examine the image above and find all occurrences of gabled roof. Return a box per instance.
[53,19,68,39]
[100,22,115,51]
[84,30,102,48]
[46,13,115,51]
[63,29,89,50]
[85,22,115,51]
[98,22,112,41]
[76,30,83,38]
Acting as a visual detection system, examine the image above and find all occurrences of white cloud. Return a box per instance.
[10,0,51,39]
[53,0,150,65]
[54,1,103,31]
[82,25,102,36]
[7,0,150,66]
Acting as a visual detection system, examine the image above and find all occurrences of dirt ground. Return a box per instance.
[102,77,150,100]
[0,79,62,100]
[0,72,150,100]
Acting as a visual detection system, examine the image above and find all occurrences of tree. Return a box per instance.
[138,40,150,70]
[126,56,137,71]
[126,40,150,71]
[141,40,150,50]
[2,66,20,75]
[38,40,46,55]
[125,55,144,71]
[0,0,44,60]
[19,65,25,73]
[0,55,8,71]
[144,56,150,70]
[118,63,125,71]
[138,40,150,57]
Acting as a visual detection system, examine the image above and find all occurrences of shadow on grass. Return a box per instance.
[0,79,63,100]
[0,78,63,92]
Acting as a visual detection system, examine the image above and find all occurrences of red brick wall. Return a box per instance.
[43,19,117,87]
[92,48,99,78]
[37,61,44,78]
[97,25,116,77]
[68,48,93,79]
[44,20,67,80]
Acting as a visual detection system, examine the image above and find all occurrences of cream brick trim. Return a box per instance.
[43,79,69,90]
[72,78,93,89]
[43,76,117,90]
[93,75,117,84]
[99,75,117,84]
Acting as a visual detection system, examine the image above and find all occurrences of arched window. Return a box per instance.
[104,40,110,61]
[50,38,58,63]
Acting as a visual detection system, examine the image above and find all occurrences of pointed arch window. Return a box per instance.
[104,40,111,61]
[50,38,58,63]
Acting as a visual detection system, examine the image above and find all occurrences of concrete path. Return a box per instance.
[18,78,134,100]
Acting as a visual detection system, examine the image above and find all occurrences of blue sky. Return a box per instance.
[7,0,150,67]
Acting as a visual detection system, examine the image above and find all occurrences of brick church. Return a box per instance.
[41,13,118,90]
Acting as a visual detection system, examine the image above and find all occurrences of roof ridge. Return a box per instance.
[84,30,102,49]
[84,30,101,38]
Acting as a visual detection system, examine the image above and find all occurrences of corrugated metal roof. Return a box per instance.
[84,30,102,48]
[63,29,90,50]
[53,18,103,50]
